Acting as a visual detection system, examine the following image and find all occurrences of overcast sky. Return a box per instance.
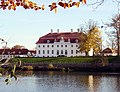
[0,0,119,49]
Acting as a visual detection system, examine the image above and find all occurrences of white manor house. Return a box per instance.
[36,29,86,57]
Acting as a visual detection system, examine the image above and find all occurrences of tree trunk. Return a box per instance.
[117,30,120,56]
[85,51,89,56]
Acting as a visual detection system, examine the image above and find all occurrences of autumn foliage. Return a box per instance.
[49,0,86,13]
[0,0,44,10]
[0,0,86,12]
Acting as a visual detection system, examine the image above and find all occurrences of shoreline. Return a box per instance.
[19,63,120,73]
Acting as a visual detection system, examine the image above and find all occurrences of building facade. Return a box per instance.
[36,31,85,57]
[0,48,29,59]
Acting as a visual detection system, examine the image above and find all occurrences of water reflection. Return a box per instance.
[0,71,120,92]
[88,75,93,92]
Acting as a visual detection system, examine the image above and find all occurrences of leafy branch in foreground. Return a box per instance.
[0,0,86,12]
[0,38,21,85]
[3,58,21,85]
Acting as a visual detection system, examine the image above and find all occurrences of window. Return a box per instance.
[43,45,45,47]
[52,50,54,54]
[47,45,49,47]
[39,45,40,48]
[71,45,73,47]
[65,50,67,55]
[57,45,59,47]
[47,50,49,54]
[76,45,78,47]
[57,50,59,55]
[61,50,63,54]
[39,50,40,54]
[76,50,78,54]
[61,45,63,47]
[71,50,73,54]
[65,45,67,47]
[43,50,45,54]
[52,45,54,47]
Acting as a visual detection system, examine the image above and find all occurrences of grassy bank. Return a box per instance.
[13,56,101,64]
[1,56,120,72]
[10,56,120,64]
[9,56,120,72]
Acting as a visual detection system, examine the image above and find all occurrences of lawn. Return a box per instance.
[13,56,101,64]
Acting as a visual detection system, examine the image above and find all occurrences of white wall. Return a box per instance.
[0,55,14,59]
[36,39,85,57]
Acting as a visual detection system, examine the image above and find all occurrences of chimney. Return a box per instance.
[71,29,73,33]
[51,29,53,33]
[57,29,59,33]
[77,28,80,33]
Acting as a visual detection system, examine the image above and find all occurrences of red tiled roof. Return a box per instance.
[36,32,82,44]
[103,48,112,53]
[28,50,36,54]
[0,49,28,55]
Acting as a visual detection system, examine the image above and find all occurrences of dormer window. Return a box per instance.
[60,36,64,42]
[76,39,78,43]
[61,37,64,40]
[68,39,70,42]
[47,40,50,43]
[8,52,10,54]
[19,51,21,54]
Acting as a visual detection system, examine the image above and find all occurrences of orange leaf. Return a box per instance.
[52,2,56,6]
[82,0,86,4]
[68,3,71,8]
[41,5,45,10]
[76,2,80,7]
[23,4,28,9]
[1,1,4,5]
[5,1,9,5]
[84,0,86,4]
[23,0,28,3]
[49,2,57,11]
[54,8,57,13]
[72,2,76,6]
[64,3,68,9]
[8,5,12,10]
[3,6,6,10]
[16,3,20,6]
[58,2,64,7]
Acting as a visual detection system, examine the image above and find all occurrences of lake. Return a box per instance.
[0,71,120,92]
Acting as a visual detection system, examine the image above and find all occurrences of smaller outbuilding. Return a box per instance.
[102,48,112,56]
[0,48,29,59]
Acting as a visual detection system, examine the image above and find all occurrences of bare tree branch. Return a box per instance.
[87,0,105,9]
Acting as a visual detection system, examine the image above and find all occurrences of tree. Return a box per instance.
[79,32,88,55]
[87,27,102,56]
[79,20,102,56]
[107,14,120,56]
[12,45,25,49]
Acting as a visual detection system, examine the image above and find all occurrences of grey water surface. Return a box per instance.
[0,71,120,92]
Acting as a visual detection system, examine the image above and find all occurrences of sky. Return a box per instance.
[0,0,119,50]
